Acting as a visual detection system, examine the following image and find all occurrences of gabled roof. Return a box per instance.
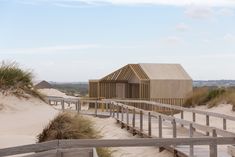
[140,63,192,80]
[99,63,192,81]
[100,64,149,82]
[34,80,52,89]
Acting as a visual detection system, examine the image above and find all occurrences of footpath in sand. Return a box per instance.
[87,116,171,157]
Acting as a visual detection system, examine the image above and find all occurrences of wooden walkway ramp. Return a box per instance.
[46,97,235,157]
[1,99,235,157]
[1,138,235,157]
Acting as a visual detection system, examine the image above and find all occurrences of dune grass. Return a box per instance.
[184,87,235,109]
[0,61,44,100]
[37,113,112,157]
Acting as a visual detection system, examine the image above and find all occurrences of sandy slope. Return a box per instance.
[0,93,59,148]
[38,88,76,98]
[175,104,235,132]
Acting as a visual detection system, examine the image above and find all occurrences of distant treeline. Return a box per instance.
[193,80,235,87]
[51,82,88,97]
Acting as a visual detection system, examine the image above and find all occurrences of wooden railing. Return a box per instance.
[111,99,235,131]
[46,97,235,157]
[1,138,235,157]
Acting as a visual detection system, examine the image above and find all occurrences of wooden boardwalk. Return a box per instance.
[1,138,235,157]
[45,97,235,157]
[1,97,234,157]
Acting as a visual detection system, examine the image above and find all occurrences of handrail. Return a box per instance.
[46,97,235,137]
[1,138,235,157]
[111,99,235,121]
[111,101,235,137]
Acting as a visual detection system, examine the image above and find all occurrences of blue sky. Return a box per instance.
[0,0,235,82]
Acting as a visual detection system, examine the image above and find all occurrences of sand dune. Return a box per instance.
[0,93,59,148]
[39,88,76,98]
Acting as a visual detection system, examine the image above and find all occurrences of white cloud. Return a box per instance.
[0,44,100,54]
[15,0,235,7]
[53,0,107,8]
[184,6,214,19]
[162,36,184,45]
[202,39,210,43]
[176,23,189,31]
[218,8,234,16]
[223,34,235,42]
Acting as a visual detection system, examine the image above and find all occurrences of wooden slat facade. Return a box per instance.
[89,64,192,105]
[89,80,99,98]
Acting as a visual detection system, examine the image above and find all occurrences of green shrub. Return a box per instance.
[37,113,97,142]
[206,88,226,102]
[184,87,235,108]
[208,89,235,108]
[37,113,112,157]
[183,87,209,107]
[0,61,44,100]
[0,61,33,89]
[97,148,113,157]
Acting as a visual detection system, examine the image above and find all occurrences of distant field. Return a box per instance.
[51,82,88,97]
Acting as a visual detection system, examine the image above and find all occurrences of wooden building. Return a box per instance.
[89,64,192,105]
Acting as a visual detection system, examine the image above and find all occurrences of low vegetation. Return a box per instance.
[0,61,44,100]
[37,113,112,157]
[184,87,235,110]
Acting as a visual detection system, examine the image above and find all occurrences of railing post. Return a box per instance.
[223,118,227,130]
[126,107,129,126]
[148,112,152,137]
[189,123,194,157]
[181,111,184,127]
[110,103,112,117]
[121,105,124,122]
[192,112,196,131]
[158,115,162,138]
[206,115,210,136]
[79,101,82,112]
[113,103,116,117]
[61,100,65,111]
[75,101,78,111]
[193,112,196,122]
[77,101,80,113]
[132,109,135,128]
[158,115,164,152]
[112,104,115,118]
[140,110,143,132]
[117,106,119,120]
[210,129,217,157]
[172,119,177,138]
[95,101,98,117]
[106,102,108,112]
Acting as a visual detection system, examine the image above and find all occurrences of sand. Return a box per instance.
[1,87,235,157]
[87,116,172,157]
[0,93,59,148]
[175,104,235,132]
[38,88,76,98]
